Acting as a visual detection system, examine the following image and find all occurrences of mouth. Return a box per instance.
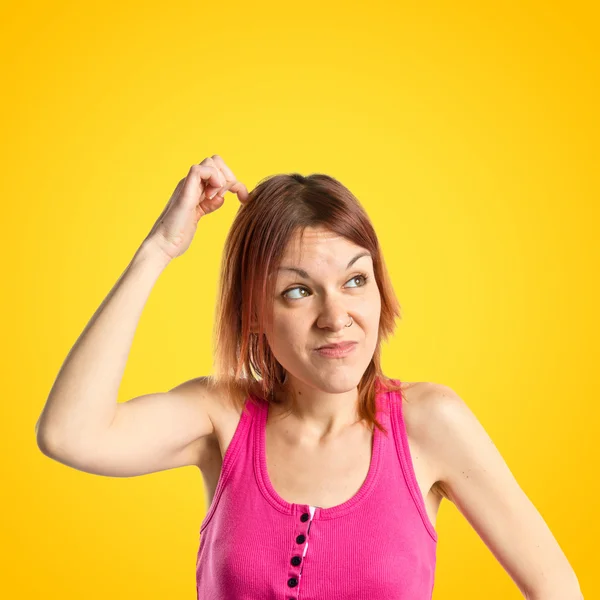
[314,341,358,358]
[315,341,357,351]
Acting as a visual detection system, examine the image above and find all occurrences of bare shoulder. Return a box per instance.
[398,380,460,432]
[165,376,247,470]
[397,381,464,497]
[175,374,242,413]
[187,376,255,435]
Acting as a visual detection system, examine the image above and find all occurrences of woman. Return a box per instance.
[35,155,582,599]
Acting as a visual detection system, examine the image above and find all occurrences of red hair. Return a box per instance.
[207,172,405,435]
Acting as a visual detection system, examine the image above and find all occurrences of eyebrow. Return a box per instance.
[278,251,372,279]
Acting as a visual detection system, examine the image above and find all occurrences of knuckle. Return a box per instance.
[212,155,234,176]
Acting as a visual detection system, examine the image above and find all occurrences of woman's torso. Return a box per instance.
[195,381,441,535]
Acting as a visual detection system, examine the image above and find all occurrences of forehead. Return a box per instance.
[280,227,364,263]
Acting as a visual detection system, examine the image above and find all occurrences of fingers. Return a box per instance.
[183,163,222,205]
[208,155,249,203]
[196,157,224,189]
[228,180,250,203]
[184,156,249,207]
[209,155,236,198]
[211,155,236,185]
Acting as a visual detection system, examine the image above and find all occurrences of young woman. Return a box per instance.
[35,155,582,599]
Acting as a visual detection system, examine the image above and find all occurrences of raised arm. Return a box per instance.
[35,156,249,477]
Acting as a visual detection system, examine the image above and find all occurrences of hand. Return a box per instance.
[144,155,249,261]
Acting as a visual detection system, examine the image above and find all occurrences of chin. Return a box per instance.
[312,372,364,393]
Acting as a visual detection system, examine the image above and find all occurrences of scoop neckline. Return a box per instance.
[251,389,388,521]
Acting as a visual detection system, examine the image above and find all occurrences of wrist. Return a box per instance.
[134,237,173,270]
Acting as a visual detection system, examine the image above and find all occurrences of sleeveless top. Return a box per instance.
[195,382,438,599]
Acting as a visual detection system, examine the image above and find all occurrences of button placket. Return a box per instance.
[287,508,316,597]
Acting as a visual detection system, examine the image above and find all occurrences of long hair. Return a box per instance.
[207,172,405,435]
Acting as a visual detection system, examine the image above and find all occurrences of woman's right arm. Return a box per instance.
[35,156,249,477]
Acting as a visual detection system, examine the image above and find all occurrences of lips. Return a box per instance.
[316,341,357,351]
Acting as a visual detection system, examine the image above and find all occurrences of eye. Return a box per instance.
[281,273,370,301]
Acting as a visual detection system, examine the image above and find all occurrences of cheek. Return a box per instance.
[268,313,305,352]
[361,296,382,342]
[358,289,381,318]
[271,310,298,334]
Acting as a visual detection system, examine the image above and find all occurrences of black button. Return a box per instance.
[291,555,302,566]
[287,577,298,588]
[295,534,306,544]
[300,512,310,522]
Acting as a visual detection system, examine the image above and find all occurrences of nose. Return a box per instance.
[316,300,352,331]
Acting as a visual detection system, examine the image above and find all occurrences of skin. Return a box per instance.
[262,225,381,441]
[256,225,583,598]
[36,150,581,597]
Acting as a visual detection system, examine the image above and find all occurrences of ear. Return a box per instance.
[249,308,265,335]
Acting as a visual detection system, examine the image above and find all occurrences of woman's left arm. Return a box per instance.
[420,383,583,600]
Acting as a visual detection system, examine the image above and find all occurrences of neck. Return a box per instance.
[269,378,362,441]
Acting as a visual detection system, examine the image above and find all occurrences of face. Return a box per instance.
[264,226,381,394]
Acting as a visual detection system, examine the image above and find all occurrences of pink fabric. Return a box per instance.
[196,380,438,599]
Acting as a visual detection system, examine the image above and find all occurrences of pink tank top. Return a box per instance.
[196,382,438,599]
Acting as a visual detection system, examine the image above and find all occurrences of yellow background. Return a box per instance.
[2,0,597,597]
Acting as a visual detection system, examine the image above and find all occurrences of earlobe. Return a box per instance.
[247,316,258,334]
[248,309,260,334]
